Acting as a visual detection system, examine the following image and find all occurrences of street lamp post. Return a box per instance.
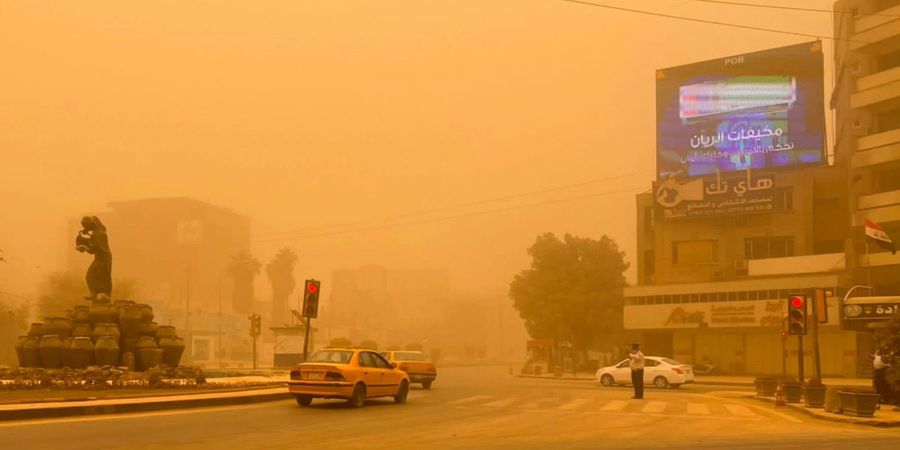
[218,270,225,369]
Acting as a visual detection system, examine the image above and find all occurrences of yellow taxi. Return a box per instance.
[288,348,410,408]
[381,350,437,389]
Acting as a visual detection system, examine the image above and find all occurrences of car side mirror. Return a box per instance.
[391,363,398,369]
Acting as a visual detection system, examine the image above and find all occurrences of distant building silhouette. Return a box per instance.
[67,197,251,316]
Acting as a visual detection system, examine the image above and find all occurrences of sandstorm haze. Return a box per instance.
[0,0,833,298]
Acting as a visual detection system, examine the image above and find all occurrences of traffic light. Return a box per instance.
[787,294,808,335]
[248,313,262,337]
[302,279,321,319]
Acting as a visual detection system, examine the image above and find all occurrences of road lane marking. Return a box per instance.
[518,397,556,409]
[600,400,628,412]
[723,404,755,417]
[557,398,591,410]
[483,398,518,407]
[742,402,802,423]
[687,403,711,415]
[641,401,667,413]
[448,395,492,405]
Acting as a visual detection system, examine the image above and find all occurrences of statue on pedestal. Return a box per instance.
[75,216,112,299]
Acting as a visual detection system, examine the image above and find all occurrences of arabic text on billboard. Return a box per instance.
[656,41,825,178]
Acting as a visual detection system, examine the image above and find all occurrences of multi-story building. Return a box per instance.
[622,35,889,377]
[834,0,900,293]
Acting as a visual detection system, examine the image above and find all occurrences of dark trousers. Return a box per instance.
[874,368,888,403]
[631,369,644,399]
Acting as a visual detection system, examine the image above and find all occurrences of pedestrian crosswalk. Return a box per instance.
[446,395,766,421]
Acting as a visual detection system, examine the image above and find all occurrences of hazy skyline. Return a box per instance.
[0,1,837,300]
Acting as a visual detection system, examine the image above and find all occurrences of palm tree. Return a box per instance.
[266,247,298,326]
[228,250,261,314]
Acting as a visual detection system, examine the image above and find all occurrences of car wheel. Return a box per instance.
[295,395,313,407]
[347,384,366,408]
[653,376,669,389]
[422,381,432,390]
[600,375,614,387]
[394,380,409,404]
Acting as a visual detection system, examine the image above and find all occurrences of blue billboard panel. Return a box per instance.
[656,42,825,178]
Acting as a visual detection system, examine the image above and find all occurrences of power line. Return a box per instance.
[257,170,652,238]
[681,0,900,18]
[560,0,864,43]
[255,185,648,243]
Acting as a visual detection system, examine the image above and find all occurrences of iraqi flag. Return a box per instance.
[865,218,896,254]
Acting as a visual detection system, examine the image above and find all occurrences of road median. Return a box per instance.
[0,386,290,421]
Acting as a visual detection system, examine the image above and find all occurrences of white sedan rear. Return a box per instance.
[595,356,695,389]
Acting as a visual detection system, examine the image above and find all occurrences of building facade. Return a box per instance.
[834,0,900,292]
[624,6,900,377]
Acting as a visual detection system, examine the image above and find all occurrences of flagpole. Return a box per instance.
[865,235,873,291]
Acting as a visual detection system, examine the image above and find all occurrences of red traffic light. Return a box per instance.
[790,296,805,308]
[308,283,318,294]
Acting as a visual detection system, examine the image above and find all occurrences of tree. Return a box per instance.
[509,233,628,353]
[266,248,298,326]
[0,300,27,365]
[359,339,378,350]
[37,272,140,318]
[876,316,900,396]
[228,250,261,314]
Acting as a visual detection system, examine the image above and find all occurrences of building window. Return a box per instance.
[814,240,844,254]
[643,207,654,235]
[781,188,794,211]
[877,0,900,11]
[672,240,718,264]
[643,250,655,282]
[744,236,794,260]
[876,107,900,133]
[877,48,900,72]
[875,165,900,192]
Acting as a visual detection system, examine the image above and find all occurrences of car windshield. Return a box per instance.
[308,350,353,364]
[395,352,428,361]
[662,358,685,366]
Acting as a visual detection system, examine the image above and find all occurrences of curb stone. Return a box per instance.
[0,387,290,422]
[751,394,900,427]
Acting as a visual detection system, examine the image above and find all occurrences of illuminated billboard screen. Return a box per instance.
[656,42,825,178]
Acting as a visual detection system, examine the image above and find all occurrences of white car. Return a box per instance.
[595,356,695,389]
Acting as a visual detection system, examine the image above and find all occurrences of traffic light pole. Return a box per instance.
[797,335,804,383]
[252,334,258,370]
[811,289,823,384]
[303,317,312,362]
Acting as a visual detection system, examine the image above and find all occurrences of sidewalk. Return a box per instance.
[0,386,290,421]
[693,376,873,388]
[515,372,874,388]
[752,395,900,427]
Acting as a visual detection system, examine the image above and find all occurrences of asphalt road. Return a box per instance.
[3,366,899,450]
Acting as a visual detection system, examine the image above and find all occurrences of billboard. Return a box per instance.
[654,172,789,220]
[656,41,825,178]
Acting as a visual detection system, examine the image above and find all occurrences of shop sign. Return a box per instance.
[625,300,787,330]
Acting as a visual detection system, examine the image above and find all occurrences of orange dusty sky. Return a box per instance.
[0,1,836,299]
